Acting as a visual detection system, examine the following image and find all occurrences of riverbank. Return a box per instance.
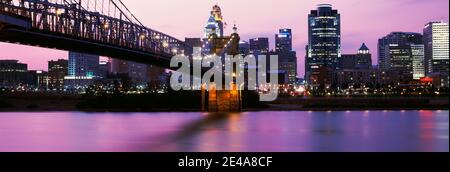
[264,97,449,111]
[1,94,448,112]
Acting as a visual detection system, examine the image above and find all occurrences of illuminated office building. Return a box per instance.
[378,32,422,70]
[48,59,68,90]
[306,4,341,83]
[202,5,225,54]
[384,44,426,82]
[423,21,449,75]
[0,60,28,88]
[276,28,292,52]
[67,51,99,78]
[249,37,269,54]
[410,44,425,80]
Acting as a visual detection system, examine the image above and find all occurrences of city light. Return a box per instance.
[0,1,448,166]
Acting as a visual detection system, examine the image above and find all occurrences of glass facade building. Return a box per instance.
[423,21,449,75]
[410,44,425,80]
[385,44,413,82]
[67,51,99,78]
[384,44,426,82]
[306,4,341,82]
[275,28,293,52]
[378,32,423,70]
[48,59,68,90]
[249,38,269,54]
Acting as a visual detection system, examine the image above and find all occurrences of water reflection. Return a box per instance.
[0,110,448,152]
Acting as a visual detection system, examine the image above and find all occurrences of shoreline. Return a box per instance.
[2,108,448,113]
[1,95,448,113]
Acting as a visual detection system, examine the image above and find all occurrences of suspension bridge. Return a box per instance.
[0,0,191,68]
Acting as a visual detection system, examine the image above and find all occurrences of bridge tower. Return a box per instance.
[202,24,242,112]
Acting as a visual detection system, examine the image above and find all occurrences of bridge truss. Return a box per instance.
[0,0,189,65]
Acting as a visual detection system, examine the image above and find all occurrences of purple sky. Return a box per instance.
[0,0,448,77]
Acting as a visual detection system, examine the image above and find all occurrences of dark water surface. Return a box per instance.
[0,110,448,152]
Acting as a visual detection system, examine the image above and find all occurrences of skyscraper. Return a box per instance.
[249,37,269,54]
[238,41,250,55]
[277,51,298,84]
[423,21,449,75]
[411,44,426,80]
[385,44,413,82]
[67,51,99,78]
[275,28,292,52]
[306,4,341,83]
[384,44,426,82]
[48,59,68,91]
[274,28,297,84]
[202,5,225,55]
[65,51,100,89]
[378,32,423,70]
[204,5,224,38]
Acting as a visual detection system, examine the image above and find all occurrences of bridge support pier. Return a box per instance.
[202,83,242,112]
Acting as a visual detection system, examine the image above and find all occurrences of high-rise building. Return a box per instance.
[275,28,292,52]
[306,4,341,83]
[48,59,68,91]
[384,44,415,82]
[238,41,250,55]
[0,60,28,88]
[67,51,99,78]
[110,58,165,86]
[202,5,225,55]
[274,28,297,83]
[98,61,109,79]
[204,5,224,38]
[386,44,412,81]
[423,21,449,76]
[342,43,373,70]
[249,37,269,54]
[35,70,49,90]
[65,51,99,89]
[277,51,298,84]
[378,32,423,70]
[411,44,426,80]
[382,44,425,81]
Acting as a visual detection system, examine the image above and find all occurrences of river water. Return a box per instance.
[0,110,448,152]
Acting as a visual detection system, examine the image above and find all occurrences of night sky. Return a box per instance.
[0,0,448,77]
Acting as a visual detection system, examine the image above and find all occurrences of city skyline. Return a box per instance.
[0,0,448,156]
[0,0,448,77]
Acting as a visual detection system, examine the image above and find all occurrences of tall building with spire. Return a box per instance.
[203,5,225,54]
[199,5,242,112]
